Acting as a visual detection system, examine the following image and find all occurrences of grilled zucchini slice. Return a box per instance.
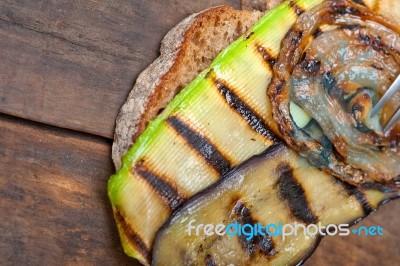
[109,1,324,263]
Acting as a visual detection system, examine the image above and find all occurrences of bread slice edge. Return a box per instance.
[112,6,262,169]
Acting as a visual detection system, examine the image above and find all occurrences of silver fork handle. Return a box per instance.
[384,108,400,133]
[371,75,400,117]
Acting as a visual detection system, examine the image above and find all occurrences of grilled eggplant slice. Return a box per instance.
[152,143,398,265]
[268,0,400,189]
[109,0,400,264]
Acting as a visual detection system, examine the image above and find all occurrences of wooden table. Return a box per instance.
[0,1,398,265]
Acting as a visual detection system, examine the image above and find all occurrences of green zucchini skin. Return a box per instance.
[108,0,398,264]
[152,143,398,266]
[108,1,325,263]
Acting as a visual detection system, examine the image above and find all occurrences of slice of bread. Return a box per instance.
[112,5,262,169]
[241,0,282,11]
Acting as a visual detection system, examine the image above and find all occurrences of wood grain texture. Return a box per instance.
[1,0,399,265]
[0,0,240,138]
[305,201,400,266]
[0,115,138,265]
[1,115,398,265]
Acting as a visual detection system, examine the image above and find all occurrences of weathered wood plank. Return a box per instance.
[306,201,400,266]
[1,114,398,265]
[0,0,240,138]
[0,115,138,265]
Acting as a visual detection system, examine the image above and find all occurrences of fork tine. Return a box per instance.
[384,108,400,133]
[371,75,400,117]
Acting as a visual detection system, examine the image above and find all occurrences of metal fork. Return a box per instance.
[370,75,400,133]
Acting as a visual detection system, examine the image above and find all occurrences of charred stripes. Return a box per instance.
[291,30,304,46]
[256,45,276,70]
[290,1,305,16]
[215,80,279,142]
[115,207,150,261]
[332,4,361,16]
[353,190,374,215]
[301,58,321,75]
[135,162,185,210]
[232,201,276,258]
[338,181,374,215]
[352,0,366,7]
[277,163,318,224]
[312,28,323,38]
[205,255,217,266]
[167,116,231,176]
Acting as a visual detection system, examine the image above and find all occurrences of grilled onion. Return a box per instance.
[268,0,400,189]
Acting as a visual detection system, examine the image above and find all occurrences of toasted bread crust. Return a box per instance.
[112,6,261,169]
[241,0,282,11]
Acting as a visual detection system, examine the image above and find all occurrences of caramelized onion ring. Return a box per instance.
[268,0,400,190]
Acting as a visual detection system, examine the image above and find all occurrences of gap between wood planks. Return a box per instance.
[0,112,139,265]
[0,113,114,143]
[0,0,242,139]
[1,113,399,265]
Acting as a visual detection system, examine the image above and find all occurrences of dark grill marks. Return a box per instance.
[289,0,305,16]
[360,182,395,193]
[322,72,343,99]
[338,180,375,215]
[275,79,286,94]
[358,34,391,55]
[115,207,150,262]
[205,255,217,266]
[214,80,279,142]
[277,163,318,224]
[231,201,276,258]
[332,5,361,16]
[340,25,363,31]
[256,45,276,70]
[353,190,374,215]
[167,116,231,176]
[359,34,372,45]
[135,162,185,210]
[291,30,303,46]
[371,64,384,71]
[313,28,323,38]
[245,31,255,40]
[352,0,366,7]
[301,58,321,76]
